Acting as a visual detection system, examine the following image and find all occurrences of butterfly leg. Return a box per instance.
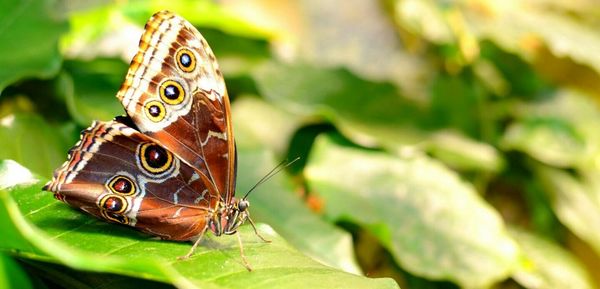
[178,227,207,260]
[237,233,253,271]
[247,215,271,243]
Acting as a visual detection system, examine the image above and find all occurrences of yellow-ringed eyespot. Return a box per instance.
[100,210,129,224]
[144,100,166,122]
[176,48,196,72]
[98,195,128,214]
[159,80,185,105]
[107,175,136,196]
[138,143,173,174]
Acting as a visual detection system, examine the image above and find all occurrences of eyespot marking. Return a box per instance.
[107,175,136,196]
[138,143,173,174]
[176,48,196,72]
[159,80,185,105]
[99,195,128,214]
[145,100,166,122]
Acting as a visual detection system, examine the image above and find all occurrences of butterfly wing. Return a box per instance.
[116,11,236,202]
[44,119,217,240]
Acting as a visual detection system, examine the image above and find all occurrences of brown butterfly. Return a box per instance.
[43,10,267,270]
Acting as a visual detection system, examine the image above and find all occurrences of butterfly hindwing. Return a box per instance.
[116,11,236,201]
[44,119,217,240]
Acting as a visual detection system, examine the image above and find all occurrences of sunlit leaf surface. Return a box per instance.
[305,136,518,288]
[510,228,594,289]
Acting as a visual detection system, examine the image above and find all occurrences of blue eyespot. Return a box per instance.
[180,53,192,67]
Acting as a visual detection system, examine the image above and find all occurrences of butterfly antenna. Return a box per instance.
[242,157,300,200]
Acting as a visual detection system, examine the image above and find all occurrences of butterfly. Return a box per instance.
[43,10,267,270]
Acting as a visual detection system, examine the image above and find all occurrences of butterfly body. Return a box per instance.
[43,11,259,265]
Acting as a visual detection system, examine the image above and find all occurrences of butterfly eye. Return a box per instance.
[107,175,136,196]
[176,48,196,72]
[138,143,173,174]
[144,100,166,122]
[159,80,185,105]
[99,195,128,214]
[238,200,249,212]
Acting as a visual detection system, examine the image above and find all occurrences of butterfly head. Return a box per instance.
[238,198,249,212]
[209,197,250,236]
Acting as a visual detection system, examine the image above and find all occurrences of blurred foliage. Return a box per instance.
[0,0,599,288]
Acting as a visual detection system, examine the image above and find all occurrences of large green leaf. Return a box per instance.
[0,161,397,289]
[509,228,595,289]
[0,0,67,92]
[305,135,519,288]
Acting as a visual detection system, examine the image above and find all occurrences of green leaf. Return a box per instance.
[62,59,128,126]
[198,29,271,78]
[428,131,505,172]
[479,41,548,98]
[253,61,426,148]
[503,117,583,167]
[19,258,175,289]
[305,135,519,288]
[0,0,68,92]
[232,97,363,274]
[0,113,74,178]
[0,253,33,289]
[429,73,486,136]
[0,161,397,289]
[509,228,595,289]
[502,90,600,169]
[393,0,454,43]
[535,166,600,256]
[232,97,305,155]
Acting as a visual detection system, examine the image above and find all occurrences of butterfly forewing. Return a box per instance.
[45,120,217,240]
[116,11,236,202]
